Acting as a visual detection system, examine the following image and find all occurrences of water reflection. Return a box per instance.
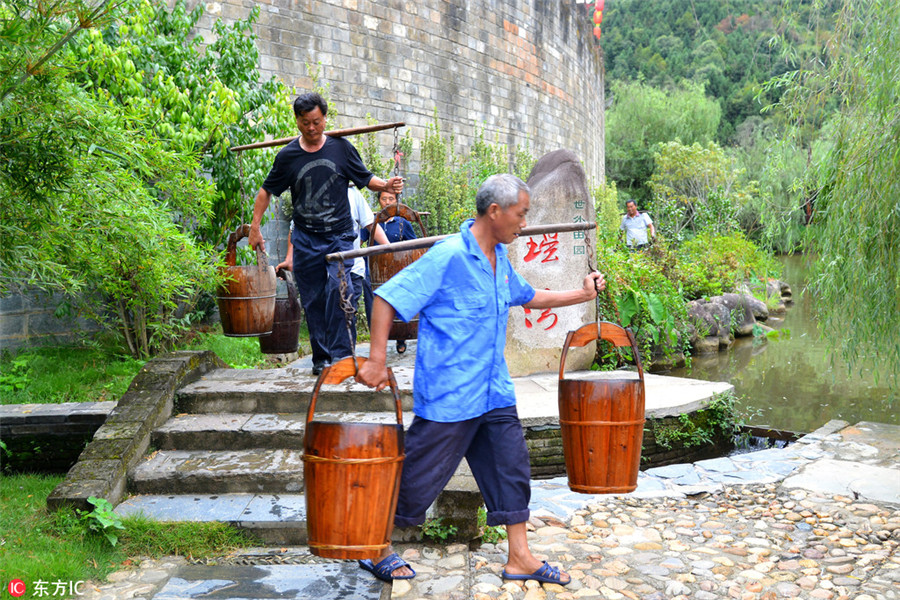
[667,254,898,433]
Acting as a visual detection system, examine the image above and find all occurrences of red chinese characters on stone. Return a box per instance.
[524,305,559,330]
[523,233,560,263]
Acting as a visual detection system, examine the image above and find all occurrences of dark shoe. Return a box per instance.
[396,340,407,354]
[358,552,416,582]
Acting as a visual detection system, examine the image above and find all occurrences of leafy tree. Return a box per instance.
[605,80,721,201]
[648,141,758,241]
[1,0,221,357]
[67,0,295,249]
[769,0,900,384]
[407,113,524,235]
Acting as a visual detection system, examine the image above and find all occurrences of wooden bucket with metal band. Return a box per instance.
[258,268,302,354]
[558,321,645,494]
[367,203,427,340]
[303,357,405,559]
[216,224,276,337]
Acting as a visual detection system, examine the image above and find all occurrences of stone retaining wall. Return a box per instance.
[0,401,115,474]
[526,414,734,480]
[46,351,226,511]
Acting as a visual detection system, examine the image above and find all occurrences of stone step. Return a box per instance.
[115,493,309,545]
[174,367,414,414]
[129,449,305,495]
[153,411,415,451]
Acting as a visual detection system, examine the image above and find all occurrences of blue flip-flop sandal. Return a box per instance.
[358,552,416,582]
[502,561,570,585]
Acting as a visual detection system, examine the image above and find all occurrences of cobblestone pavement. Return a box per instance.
[79,484,900,600]
[392,484,900,600]
[79,424,900,600]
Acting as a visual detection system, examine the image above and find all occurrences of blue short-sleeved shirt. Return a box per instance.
[375,219,536,422]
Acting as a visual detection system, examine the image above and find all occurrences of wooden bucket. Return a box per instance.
[367,203,427,340]
[217,224,276,337]
[259,269,302,354]
[303,357,404,559]
[558,322,645,494]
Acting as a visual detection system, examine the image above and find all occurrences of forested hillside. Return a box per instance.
[602,0,841,141]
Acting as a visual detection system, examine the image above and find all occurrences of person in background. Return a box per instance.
[620,199,655,250]
[355,174,605,586]
[360,190,418,353]
[248,92,403,375]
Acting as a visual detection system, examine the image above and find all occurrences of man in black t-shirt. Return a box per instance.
[248,92,403,374]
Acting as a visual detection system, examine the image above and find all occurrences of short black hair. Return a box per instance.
[293,92,327,117]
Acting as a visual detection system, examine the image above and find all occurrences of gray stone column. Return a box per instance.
[506,150,597,377]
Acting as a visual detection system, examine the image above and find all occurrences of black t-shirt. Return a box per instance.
[262,136,374,234]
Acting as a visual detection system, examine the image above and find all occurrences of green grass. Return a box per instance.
[0,344,144,405]
[0,323,313,405]
[0,474,255,598]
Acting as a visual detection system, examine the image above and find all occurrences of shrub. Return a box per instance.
[675,231,779,299]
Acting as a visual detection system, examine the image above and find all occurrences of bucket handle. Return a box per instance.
[368,202,428,244]
[224,224,269,268]
[277,268,298,306]
[306,356,403,426]
[559,321,644,382]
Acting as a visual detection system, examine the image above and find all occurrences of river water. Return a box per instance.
[667,254,898,434]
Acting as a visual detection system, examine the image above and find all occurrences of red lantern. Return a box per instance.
[593,25,602,38]
[595,0,605,11]
[593,9,603,25]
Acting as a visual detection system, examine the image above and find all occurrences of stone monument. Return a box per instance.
[506,149,597,377]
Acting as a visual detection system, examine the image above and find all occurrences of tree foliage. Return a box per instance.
[770,0,900,383]
[67,0,295,248]
[605,80,721,201]
[0,0,293,357]
[649,140,759,241]
[602,0,841,141]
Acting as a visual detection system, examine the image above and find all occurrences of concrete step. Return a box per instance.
[129,449,305,495]
[115,493,309,545]
[153,411,415,451]
[174,367,414,414]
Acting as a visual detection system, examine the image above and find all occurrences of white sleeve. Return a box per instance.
[349,187,374,229]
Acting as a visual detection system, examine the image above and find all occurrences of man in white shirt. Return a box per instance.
[620,200,655,249]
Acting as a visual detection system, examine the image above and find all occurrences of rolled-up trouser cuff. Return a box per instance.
[485,508,530,527]
[394,513,427,528]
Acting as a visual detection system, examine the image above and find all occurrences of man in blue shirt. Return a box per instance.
[357,174,605,586]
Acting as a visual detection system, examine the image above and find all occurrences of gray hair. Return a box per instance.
[475,174,529,215]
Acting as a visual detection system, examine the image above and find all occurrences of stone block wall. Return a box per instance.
[0,290,103,351]
[192,0,606,185]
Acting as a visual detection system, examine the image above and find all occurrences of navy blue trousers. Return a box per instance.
[291,227,357,366]
[394,406,531,528]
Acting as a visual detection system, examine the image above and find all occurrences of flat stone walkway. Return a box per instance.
[87,420,900,600]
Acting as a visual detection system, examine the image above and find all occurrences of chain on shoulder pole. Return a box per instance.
[392,125,402,202]
[336,260,358,365]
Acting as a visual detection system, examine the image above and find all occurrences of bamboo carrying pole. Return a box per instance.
[325,221,598,263]
[229,122,407,153]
